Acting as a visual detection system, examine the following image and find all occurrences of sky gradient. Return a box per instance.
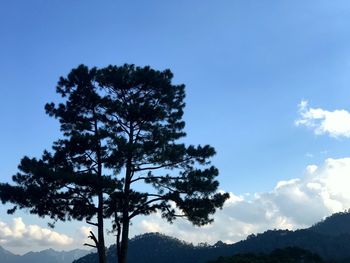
[2,0,350,254]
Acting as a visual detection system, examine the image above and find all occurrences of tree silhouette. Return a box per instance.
[0,65,114,263]
[0,64,229,263]
[97,64,229,263]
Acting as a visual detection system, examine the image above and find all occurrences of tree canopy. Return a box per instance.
[0,64,229,263]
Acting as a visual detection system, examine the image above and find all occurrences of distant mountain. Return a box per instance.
[21,248,90,263]
[74,211,350,263]
[4,211,348,263]
[0,246,18,263]
[0,246,89,263]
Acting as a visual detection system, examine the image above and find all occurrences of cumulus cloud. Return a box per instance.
[131,157,350,244]
[295,100,350,138]
[4,158,350,251]
[0,217,73,249]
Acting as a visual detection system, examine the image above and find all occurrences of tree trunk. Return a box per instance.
[94,113,106,263]
[117,124,133,263]
[118,166,131,263]
[97,192,106,263]
[117,217,129,263]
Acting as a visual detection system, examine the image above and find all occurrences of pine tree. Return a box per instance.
[0,64,229,263]
[0,65,115,263]
[97,64,229,263]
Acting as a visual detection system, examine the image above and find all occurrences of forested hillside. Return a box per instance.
[208,247,327,263]
[74,211,350,263]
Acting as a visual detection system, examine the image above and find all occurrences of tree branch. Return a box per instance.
[164,206,186,218]
[108,113,130,135]
[64,185,95,209]
[84,151,98,165]
[131,175,182,183]
[133,157,192,172]
[88,230,99,246]
[86,220,98,227]
[84,243,97,248]
[129,197,165,219]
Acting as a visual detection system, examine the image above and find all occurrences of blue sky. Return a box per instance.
[2,0,350,254]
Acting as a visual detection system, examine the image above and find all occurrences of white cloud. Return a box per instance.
[0,217,74,249]
[76,226,94,247]
[305,153,314,158]
[306,165,318,174]
[78,226,93,239]
[0,218,100,254]
[130,157,350,245]
[295,100,350,138]
[140,220,163,233]
[4,157,350,251]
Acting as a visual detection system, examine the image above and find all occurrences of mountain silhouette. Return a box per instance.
[73,211,350,263]
[2,211,350,263]
[309,210,350,236]
[0,246,18,263]
[208,247,327,263]
[0,247,89,263]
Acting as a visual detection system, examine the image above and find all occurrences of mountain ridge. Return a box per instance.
[74,211,350,263]
[0,246,90,263]
[3,211,350,263]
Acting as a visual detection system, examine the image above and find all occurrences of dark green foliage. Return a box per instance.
[0,64,115,222]
[73,233,329,263]
[0,65,115,263]
[227,211,350,261]
[96,64,229,263]
[208,247,326,263]
[74,232,227,263]
[0,64,228,263]
[309,210,350,236]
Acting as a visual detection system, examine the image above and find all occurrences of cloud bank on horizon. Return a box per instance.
[130,101,350,244]
[0,217,91,254]
[3,156,350,250]
[132,157,350,244]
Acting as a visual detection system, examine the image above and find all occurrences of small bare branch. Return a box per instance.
[84,243,97,248]
[133,157,193,172]
[88,230,99,246]
[131,175,182,183]
[86,220,98,227]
